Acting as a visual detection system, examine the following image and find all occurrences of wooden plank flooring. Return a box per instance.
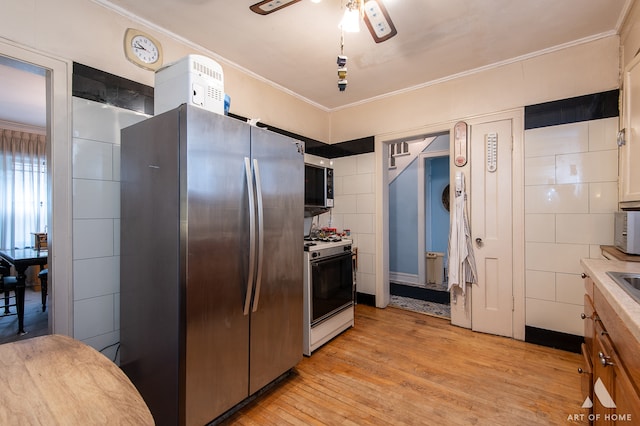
[223,305,587,425]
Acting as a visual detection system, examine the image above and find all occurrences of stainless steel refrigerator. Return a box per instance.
[120,104,304,425]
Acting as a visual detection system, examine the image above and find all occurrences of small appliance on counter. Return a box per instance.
[615,211,640,255]
[154,54,224,116]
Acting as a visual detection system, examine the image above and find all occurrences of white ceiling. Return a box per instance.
[101,0,631,110]
[0,0,633,129]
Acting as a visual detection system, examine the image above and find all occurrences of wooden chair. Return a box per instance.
[0,260,17,315]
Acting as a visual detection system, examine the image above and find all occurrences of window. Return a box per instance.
[0,129,47,250]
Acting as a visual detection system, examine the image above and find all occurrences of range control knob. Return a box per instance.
[311,252,319,258]
[344,245,352,252]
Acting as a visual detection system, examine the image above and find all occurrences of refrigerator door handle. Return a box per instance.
[243,157,256,315]
[251,158,264,312]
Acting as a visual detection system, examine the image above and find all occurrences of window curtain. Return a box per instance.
[0,128,47,250]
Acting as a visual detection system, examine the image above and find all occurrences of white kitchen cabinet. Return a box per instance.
[620,54,640,206]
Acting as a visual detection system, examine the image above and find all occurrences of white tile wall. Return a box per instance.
[308,153,377,295]
[72,97,148,352]
[524,117,618,335]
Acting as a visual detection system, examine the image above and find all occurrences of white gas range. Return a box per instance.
[302,237,355,356]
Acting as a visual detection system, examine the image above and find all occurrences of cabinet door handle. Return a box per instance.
[577,367,585,374]
[598,351,614,367]
[581,273,588,279]
[580,313,593,320]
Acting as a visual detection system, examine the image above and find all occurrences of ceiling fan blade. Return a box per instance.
[250,0,303,15]
[362,0,397,43]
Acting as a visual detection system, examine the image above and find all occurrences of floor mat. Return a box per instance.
[388,295,451,319]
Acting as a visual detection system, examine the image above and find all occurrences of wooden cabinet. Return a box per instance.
[581,276,640,424]
[620,53,640,206]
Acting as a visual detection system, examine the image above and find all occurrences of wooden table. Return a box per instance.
[0,334,154,425]
[0,248,48,334]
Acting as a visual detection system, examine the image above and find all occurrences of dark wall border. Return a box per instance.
[72,64,373,158]
[229,112,375,158]
[525,89,619,130]
[72,63,154,115]
[525,326,583,353]
[305,136,375,159]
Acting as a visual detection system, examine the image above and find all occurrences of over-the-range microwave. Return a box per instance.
[304,163,334,209]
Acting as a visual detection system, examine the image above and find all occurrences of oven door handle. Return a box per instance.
[310,251,353,267]
[243,157,256,316]
[251,158,264,313]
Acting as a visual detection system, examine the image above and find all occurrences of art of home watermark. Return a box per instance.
[566,378,633,423]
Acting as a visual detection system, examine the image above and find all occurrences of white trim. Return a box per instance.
[389,272,419,286]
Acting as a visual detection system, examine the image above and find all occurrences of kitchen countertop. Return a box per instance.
[581,258,640,342]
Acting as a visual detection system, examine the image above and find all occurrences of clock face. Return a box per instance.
[124,28,163,70]
[131,35,159,64]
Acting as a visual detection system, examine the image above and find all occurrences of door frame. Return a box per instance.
[374,109,525,340]
[0,37,73,336]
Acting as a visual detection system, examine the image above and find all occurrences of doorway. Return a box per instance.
[387,133,451,318]
[0,55,49,343]
[0,39,73,338]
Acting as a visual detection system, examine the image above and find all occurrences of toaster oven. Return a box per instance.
[615,211,640,255]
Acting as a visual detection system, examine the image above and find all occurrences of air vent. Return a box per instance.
[192,60,223,82]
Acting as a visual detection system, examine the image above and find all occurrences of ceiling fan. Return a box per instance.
[249,0,398,43]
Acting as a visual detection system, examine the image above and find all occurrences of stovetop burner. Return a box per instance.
[303,237,352,252]
[304,236,342,243]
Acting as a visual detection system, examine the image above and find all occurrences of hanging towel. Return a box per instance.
[447,171,477,299]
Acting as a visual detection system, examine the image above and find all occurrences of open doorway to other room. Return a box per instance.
[0,54,49,343]
[388,133,450,318]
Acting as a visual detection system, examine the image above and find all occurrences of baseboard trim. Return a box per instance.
[524,326,583,353]
[356,292,376,307]
[390,283,450,305]
[389,272,419,286]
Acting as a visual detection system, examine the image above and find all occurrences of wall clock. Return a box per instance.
[123,28,163,71]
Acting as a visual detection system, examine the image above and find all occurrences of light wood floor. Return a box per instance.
[223,305,587,425]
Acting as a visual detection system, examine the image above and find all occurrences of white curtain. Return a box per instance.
[0,128,47,250]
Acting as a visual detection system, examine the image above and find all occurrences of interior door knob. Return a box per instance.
[475,238,483,245]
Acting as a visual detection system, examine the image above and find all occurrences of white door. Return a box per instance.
[470,119,513,337]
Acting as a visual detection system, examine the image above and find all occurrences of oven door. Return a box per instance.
[310,251,353,325]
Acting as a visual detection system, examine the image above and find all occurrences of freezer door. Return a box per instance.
[183,107,252,424]
[249,126,304,394]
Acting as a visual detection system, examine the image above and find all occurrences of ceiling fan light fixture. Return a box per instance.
[340,7,361,32]
[249,0,302,15]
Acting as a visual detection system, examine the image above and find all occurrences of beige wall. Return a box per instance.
[0,0,330,142]
[330,36,620,143]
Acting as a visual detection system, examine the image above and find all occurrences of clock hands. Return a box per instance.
[133,41,148,51]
